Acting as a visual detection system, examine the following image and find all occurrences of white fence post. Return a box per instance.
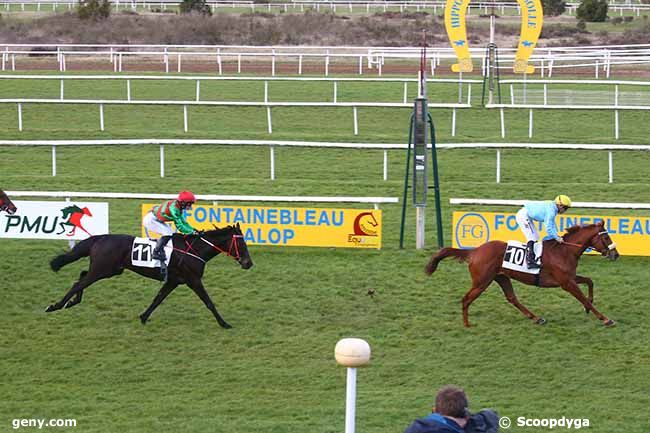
[528,109,533,138]
[500,108,505,138]
[403,82,408,104]
[160,144,165,178]
[614,84,620,140]
[60,79,64,100]
[496,149,501,183]
[272,51,276,77]
[270,146,275,180]
[608,151,613,183]
[127,79,131,101]
[17,102,22,131]
[451,108,457,137]
[183,105,188,132]
[383,150,388,181]
[99,104,105,131]
[333,81,338,103]
[195,80,200,101]
[353,106,358,135]
[266,107,273,134]
[52,145,57,177]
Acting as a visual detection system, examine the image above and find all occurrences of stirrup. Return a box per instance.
[527,259,540,269]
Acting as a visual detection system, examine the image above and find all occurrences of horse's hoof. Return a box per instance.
[45,305,56,313]
[603,319,616,327]
[139,314,147,325]
[220,322,232,329]
[534,317,547,325]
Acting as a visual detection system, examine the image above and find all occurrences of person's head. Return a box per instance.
[177,190,196,210]
[434,385,469,419]
[554,194,572,214]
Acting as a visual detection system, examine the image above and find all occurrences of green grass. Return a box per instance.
[1,76,650,433]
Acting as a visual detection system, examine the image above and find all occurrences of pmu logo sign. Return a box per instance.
[0,201,109,240]
[454,212,490,248]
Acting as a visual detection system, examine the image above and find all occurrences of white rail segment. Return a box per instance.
[2,139,649,182]
[1,43,649,77]
[450,198,650,210]
[7,191,398,206]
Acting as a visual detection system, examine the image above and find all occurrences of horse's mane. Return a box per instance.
[564,222,601,238]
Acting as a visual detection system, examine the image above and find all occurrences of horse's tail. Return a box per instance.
[50,236,99,272]
[425,247,472,275]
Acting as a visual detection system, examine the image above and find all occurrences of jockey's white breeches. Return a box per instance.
[516,207,539,242]
[143,212,174,237]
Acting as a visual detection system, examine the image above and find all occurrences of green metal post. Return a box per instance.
[428,113,444,248]
[399,114,414,249]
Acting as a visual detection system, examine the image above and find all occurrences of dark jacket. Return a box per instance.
[404,413,465,433]
[465,410,499,433]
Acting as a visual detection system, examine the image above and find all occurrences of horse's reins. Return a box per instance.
[199,234,243,260]
[175,233,243,263]
[562,230,617,253]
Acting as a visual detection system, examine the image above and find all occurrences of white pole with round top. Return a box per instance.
[335,338,371,433]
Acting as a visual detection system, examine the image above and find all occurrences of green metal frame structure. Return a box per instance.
[399,109,444,249]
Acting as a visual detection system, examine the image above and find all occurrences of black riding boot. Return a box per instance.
[526,240,540,269]
[153,235,171,280]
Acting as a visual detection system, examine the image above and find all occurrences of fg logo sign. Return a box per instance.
[455,213,490,248]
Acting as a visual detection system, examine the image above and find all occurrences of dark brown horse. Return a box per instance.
[47,224,252,328]
[0,190,17,214]
[425,221,619,327]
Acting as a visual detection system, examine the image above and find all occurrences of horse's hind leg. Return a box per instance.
[64,271,88,309]
[46,262,120,313]
[461,261,499,327]
[139,281,179,324]
[575,275,594,314]
[46,270,101,312]
[186,276,232,329]
[494,274,545,325]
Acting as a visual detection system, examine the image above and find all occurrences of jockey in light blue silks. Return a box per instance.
[515,195,572,269]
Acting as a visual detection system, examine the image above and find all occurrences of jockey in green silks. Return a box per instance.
[142,190,198,278]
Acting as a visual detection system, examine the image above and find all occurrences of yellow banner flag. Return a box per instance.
[444,0,473,73]
[445,0,544,74]
[514,0,544,74]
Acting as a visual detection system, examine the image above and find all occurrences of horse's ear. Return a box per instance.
[236,222,240,229]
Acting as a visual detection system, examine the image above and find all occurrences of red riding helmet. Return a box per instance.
[177,190,196,204]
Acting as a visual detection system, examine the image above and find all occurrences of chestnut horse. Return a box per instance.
[0,190,17,214]
[47,224,252,328]
[425,221,619,327]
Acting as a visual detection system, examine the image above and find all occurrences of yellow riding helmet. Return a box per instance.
[554,195,572,208]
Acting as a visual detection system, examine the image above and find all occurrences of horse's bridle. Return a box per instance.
[199,234,244,261]
[565,230,617,256]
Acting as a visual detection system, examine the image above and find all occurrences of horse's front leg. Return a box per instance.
[186,276,231,329]
[139,280,179,324]
[575,275,594,314]
[559,278,614,326]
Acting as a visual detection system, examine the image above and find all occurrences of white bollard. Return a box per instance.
[335,338,371,433]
